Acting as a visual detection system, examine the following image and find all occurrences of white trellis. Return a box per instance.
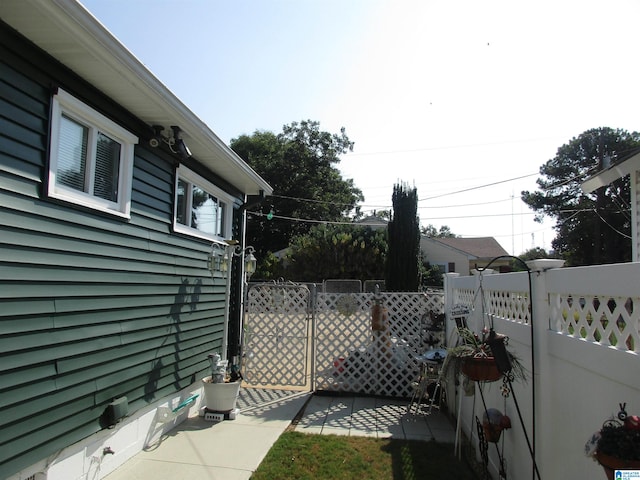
[243,284,445,397]
[242,283,312,388]
[314,292,445,397]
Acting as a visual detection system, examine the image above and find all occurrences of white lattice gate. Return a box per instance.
[242,284,445,397]
[314,292,445,397]
[242,283,312,389]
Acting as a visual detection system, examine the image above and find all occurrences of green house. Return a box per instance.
[0,1,272,478]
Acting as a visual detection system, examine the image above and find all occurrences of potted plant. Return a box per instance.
[482,408,512,443]
[444,327,527,383]
[585,403,640,480]
[201,353,243,412]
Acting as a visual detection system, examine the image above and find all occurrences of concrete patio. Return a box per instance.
[104,388,457,480]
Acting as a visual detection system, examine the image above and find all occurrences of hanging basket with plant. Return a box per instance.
[585,403,640,480]
[445,326,527,384]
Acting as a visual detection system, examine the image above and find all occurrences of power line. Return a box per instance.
[420,212,537,221]
[248,207,600,226]
[267,172,539,209]
[419,173,538,201]
[540,166,599,191]
[419,197,513,209]
[592,209,632,239]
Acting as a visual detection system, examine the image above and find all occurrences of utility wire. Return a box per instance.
[420,197,513,209]
[539,166,599,191]
[248,207,608,226]
[419,173,538,201]
[593,209,632,239]
[268,172,540,208]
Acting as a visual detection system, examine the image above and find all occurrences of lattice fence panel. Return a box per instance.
[454,288,476,308]
[486,289,531,325]
[242,283,311,386]
[314,292,445,397]
[551,294,640,352]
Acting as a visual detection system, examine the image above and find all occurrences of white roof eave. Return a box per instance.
[0,0,272,197]
[582,152,640,194]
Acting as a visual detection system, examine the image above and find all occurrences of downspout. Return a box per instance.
[221,248,232,360]
[227,190,267,362]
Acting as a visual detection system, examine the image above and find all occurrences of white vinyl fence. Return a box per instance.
[444,260,640,480]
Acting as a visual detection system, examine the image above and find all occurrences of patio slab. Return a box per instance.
[295,394,455,441]
[105,390,457,480]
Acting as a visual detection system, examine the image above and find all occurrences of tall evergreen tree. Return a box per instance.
[385,182,420,291]
[522,127,639,265]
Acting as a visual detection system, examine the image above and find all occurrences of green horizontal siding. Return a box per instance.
[0,22,243,479]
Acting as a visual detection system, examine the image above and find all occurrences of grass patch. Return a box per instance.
[251,432,478,479]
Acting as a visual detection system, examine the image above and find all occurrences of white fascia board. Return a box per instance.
[581,152,640,193]
[1,0,272,196]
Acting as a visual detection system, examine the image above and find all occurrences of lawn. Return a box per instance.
[251,431,479,480]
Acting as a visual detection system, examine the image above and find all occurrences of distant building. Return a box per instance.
[356,215,389,230]
[420,236,510,275]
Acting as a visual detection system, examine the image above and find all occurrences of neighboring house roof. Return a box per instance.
[356,215,389,229]
[0,0,272,197]
[425,236,509,259]
[581,147,640,193]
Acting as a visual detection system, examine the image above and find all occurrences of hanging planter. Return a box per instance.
[595,452,640,480]
[482,408,511,443]
[461,356,503,382]
[585,403,640,480]
[445,327,527,384]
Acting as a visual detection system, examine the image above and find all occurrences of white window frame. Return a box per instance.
[48,88,138,218]
[174,166,234,241]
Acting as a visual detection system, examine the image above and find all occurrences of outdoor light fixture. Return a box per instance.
[220,245,257,281]
[148,124,192,160]
[207,242,227,273]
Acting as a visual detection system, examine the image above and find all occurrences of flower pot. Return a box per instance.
[482,421,504,443]
[201,377,241,411]
[461,357,502,382]
[595,451,640,480]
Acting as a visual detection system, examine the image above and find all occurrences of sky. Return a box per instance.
[79,0,640,255]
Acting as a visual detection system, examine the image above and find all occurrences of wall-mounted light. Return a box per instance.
[208,242,227,273]
[148,124,192,160]
[220,245,257,281]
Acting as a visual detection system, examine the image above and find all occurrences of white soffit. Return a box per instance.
[0,0,272,196]
[582,152,640,193]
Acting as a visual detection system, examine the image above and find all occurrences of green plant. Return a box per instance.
[444,327,527,383]
[585,403,640,462]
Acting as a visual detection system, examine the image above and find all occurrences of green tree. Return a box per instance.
[522,127,639,266]
[420,261,444,288]
[231,121,363,261]
[282,224,387,283]
[385,182,420,291]
[421,224,457,237]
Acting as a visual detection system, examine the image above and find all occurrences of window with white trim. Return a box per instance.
[48,88,138,218]
[174,166,233,241]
